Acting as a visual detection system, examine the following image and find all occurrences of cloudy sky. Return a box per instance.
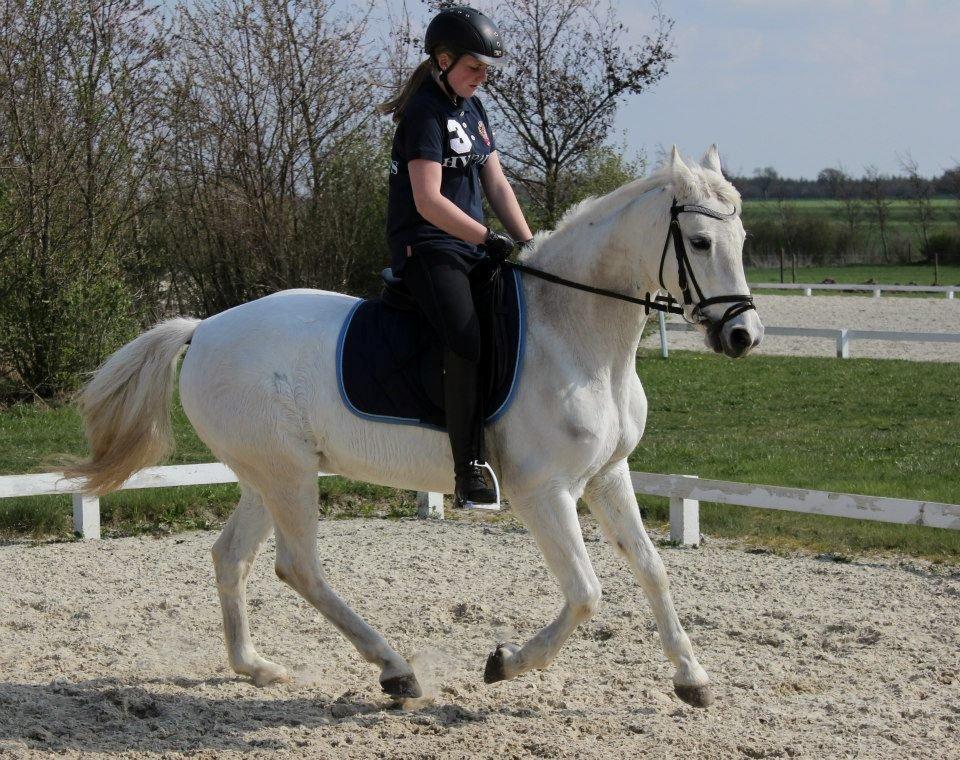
[614,0,958,178]
[370,0,958,179]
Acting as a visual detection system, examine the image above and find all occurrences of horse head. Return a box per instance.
[644,145,764,358]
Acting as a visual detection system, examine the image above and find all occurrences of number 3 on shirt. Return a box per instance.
[446,118,471,154]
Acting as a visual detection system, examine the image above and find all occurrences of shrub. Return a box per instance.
[922,231,960,266]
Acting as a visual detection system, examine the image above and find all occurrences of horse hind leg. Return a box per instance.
[260,470,422,700]
[583,460,713,708]
[211,482,289,686]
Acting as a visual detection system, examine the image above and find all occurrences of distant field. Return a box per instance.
[745,262,960,286]
[2,354,958,562]
[743,197,957,229]
[742,198,958,263]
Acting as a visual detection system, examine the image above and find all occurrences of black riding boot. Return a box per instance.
[443,348,497,507]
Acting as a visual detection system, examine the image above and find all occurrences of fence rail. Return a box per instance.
[754,282,957,298]
[2,463,957,544]
[656,316,960,358]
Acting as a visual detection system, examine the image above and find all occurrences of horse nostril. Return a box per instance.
[730,328,751,352]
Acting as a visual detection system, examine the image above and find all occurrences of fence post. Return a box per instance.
[658,310,669,359]
[669,475,700,546]
[836,328,850,358]
[872,288,882,299]
[72,493,100,539]
[948,290,955,300]
[417,491,444,519]
[803,287,812,296]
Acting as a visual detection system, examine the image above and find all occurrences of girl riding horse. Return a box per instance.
[378,6,533,509]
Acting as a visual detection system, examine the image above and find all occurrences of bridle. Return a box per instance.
[658,198,756,340]
[507,195,756,342]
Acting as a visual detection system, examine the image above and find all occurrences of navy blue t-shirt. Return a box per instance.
[387,77,497,273]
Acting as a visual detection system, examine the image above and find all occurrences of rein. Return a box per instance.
[505,261,683,316]
[506,197,755,337]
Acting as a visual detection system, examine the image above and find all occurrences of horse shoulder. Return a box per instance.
[612,370,647,461]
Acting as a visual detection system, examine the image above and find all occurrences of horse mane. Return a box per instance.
[523,157,743,256]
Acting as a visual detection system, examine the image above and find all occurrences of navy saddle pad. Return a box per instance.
[336,266,526,430]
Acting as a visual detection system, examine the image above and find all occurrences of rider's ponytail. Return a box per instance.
[378,51,447,122]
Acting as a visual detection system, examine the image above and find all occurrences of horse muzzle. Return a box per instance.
[704,305,764,358]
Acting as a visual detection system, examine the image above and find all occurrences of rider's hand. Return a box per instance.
[484,228,515,264]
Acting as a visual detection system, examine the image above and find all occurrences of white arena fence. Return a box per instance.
[1,463,957,544]
[754,282,957,298]
[654,312,960,359]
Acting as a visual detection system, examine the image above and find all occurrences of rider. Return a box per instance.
[379,6,533,509]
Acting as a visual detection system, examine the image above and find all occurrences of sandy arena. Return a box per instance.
[1,294,958,758]
[641,293,960,362]
[1,518,958,758]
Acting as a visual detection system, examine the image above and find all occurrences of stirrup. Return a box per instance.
[457,460,501,511]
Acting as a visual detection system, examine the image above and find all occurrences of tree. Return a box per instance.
[753,167,779,200]
[864,165,891,263]
[898,151,936,281]
[0,0,167,398]
[422,0,673,228]
[816,167,846,199]
[160,0,377,314]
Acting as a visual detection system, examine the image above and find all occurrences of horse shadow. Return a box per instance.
[0,676,492,754]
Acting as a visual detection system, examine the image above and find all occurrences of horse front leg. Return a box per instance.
[583,459,714,707]
[484,487,602,684]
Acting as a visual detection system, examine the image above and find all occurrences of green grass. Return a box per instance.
[743,197,958,234]
[629,351,960,562]
[2,354,959,562]
[0,390,418,538]
[745,262,960,287]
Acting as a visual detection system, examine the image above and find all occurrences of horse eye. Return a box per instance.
[690,236,711,251]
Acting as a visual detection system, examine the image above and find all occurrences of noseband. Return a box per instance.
[658,198,756,341]
[507,197,756,341]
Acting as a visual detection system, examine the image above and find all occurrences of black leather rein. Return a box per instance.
[504,261,684,316]
[505,197,756,338]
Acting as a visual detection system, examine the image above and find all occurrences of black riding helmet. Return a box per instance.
[424,6,507,98]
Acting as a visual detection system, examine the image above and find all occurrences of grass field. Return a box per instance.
[745,262,960,286]
[2,353,958,562]
[743,197,957,233]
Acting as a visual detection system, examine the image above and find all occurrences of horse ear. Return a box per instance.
[669,145,696,194]
[701,144,723,175]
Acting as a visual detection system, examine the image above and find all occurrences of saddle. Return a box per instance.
[336,265,526,430]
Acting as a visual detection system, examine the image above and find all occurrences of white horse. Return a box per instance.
[66,146,762,708]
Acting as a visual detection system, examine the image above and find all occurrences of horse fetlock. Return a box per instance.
[484,642,522,684]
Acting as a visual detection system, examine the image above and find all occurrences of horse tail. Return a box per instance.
[63,317,201,495]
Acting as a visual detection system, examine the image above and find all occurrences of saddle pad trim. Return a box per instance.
[335,267,526,429]
[486,267,525,423]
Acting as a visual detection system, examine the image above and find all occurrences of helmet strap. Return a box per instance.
[434,52,463,104]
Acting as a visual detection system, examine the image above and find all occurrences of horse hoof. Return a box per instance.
[247,661,289,687]
[380,673,422,699]
[674,682,715,708]
[484,642,519,684]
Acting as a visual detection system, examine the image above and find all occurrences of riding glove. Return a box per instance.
[484,228,515,264]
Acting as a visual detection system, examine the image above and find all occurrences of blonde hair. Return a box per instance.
[378,48,453,122]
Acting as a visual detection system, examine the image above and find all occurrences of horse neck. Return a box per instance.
[522,192,665,375]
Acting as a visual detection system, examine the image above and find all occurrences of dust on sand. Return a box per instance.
[1,517,957,758]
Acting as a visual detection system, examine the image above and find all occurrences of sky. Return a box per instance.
[368,0,959,179]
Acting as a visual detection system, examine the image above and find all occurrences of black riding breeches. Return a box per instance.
[401,246,484,362]
[401,246,488,474]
